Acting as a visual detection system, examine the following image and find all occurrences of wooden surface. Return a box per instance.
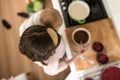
[66,18,120,71]
[0,0,70,80]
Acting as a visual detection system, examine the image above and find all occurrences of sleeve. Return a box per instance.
[42,39,68,76]
[19,19,34,37]
[42,59,68,76]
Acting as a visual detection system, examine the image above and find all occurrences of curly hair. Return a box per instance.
[19,25,61,65]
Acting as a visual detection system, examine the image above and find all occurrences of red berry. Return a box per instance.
[92,42,104,52]
[97,53,108,64]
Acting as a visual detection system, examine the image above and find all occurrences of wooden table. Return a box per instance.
[65,18,120,71]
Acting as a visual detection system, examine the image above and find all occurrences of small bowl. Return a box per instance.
[101,66,120,80]
[92,42,104,52]
[72,28,91,46]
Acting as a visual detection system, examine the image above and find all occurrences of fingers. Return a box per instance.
[83,43,89,48]
[80,47,88,53]
[80,43,89,53]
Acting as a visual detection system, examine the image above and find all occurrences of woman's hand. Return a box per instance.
[65,43,89,65]
[76,43,89,58]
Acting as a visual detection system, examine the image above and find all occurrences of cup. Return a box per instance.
[72,28,91,46]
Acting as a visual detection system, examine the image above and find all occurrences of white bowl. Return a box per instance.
[72,28,91,46]
[68,0,90,20]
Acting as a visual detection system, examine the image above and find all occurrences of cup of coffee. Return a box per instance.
[72,28,91,46]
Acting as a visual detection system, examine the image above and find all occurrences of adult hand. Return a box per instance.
[77,43,89,57]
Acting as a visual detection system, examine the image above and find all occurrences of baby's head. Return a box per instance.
[19,25,61,65]
[40,8,63,29]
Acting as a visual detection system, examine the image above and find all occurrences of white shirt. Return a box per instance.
[19,11,68,75]
[19,10,43,37]
[34,40,68,75]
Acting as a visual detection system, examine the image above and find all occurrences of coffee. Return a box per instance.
[74,30,89,44]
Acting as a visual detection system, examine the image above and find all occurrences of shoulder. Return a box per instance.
[19,20,29,37]
[31,10,43,25]
[31,10,43,20]
[19,10,43,37]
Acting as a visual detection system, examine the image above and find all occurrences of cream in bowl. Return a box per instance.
[72,28,91,46]
[68,1,90,24]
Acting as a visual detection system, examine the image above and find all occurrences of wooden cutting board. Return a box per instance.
[65,18,120,71]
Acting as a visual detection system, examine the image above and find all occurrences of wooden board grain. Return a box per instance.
[66,18,120,71]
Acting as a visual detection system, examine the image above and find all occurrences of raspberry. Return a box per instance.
[97,53,108,64]
[92,42,104,52]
